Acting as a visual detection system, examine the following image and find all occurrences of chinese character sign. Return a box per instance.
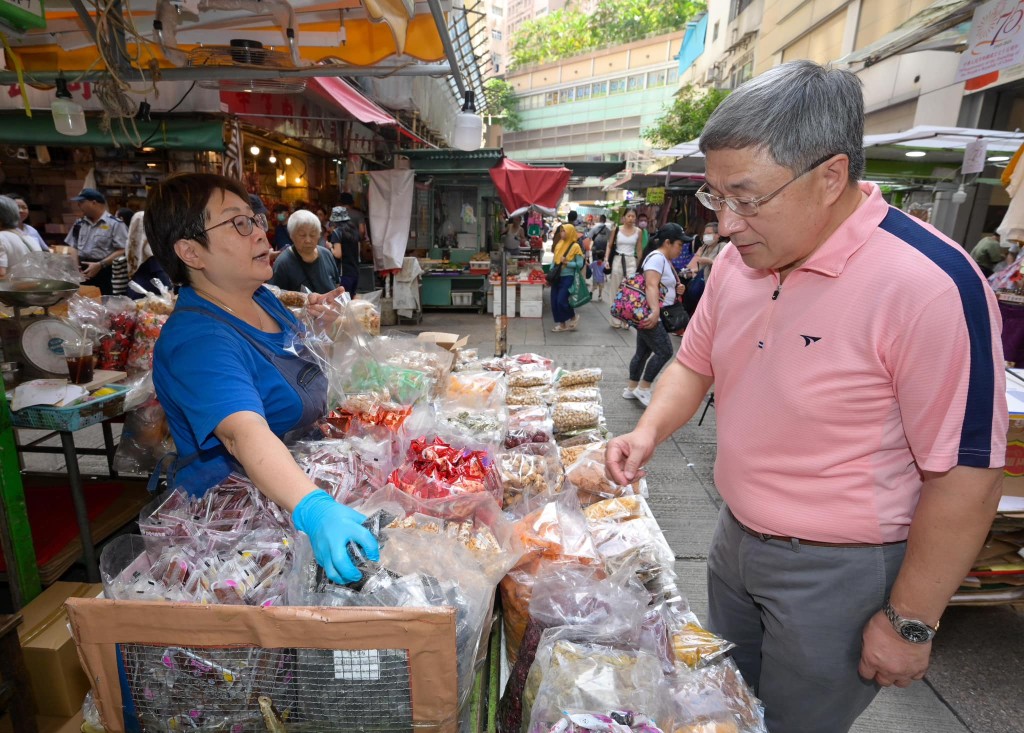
[957,0,1024,83]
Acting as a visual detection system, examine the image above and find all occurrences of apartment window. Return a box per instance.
[713,21,719,41]
[545,91,559,105]
[591,81,608,97]
[492,28,502,40]
[492,53,503,74]
[492,4,503,16]
[576,85,591,100]
[559,88,574,103]
[609,78,627,94]
[627,74,644,91]
[667,67,679,84]
[647,70,667,87]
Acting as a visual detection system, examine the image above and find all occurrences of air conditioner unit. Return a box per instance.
[704,66,719,85]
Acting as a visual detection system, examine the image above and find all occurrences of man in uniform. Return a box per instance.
[65,188,128,294]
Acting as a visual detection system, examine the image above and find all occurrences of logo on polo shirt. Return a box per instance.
[800,335,822,346]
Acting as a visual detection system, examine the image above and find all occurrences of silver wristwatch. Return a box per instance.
[882,600,938,644]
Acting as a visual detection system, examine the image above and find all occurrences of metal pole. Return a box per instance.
[0,62,455,85]
[425,0,467,99]
[495,249,508,357]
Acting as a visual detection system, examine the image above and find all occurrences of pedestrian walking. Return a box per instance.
[606,208,647,328]
[605,60,1006,733]
[550,224,584,332]
[623,223,686,406]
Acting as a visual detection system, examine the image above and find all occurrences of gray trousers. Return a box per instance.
[707,505,907,733]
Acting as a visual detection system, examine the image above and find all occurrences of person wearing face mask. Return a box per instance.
[683,222,726,315]
[270,203,293,251]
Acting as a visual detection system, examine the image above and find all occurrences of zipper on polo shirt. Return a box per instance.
[757,280,782,349]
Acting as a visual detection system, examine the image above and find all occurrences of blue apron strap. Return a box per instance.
[146,451,178,494]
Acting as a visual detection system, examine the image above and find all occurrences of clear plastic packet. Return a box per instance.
[446,368,507,410]
[554,387,602,404]
[388,433,502,504]
[671,658,768,733]
[373,333,454,397]
[535,711,668,732]
[9,251,82,283]
[96,295,138,371]
[499,449,561,514]
[508,385,550,406]
[126,286,174,374]
[321,390,415,438]
[113,393,174,474]
[557,427,613,448]
[504,352,555,374]
[436,399,508,446]
[508,369,553,389]
[524,632,671,733]
[552,402,602,434]
[671,622,736,670]
[290,435,394,502]
[555,367,603,389]
[497,564,650,733]
[501,495,603,663]
[560,440,607,467]
[65,293,110,338]
[508,404,553,430]
[565,446,646,506]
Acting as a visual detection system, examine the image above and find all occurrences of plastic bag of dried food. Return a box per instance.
[497,564,649,733]
[508,385,550,406]
[499,448,562,515]
[555,367,603,389]
[552,402,602,434]
[388,433,502,504]
[536,711,667,732]
[505,352,555,374]
[113,393,174,474]
[524,632,671,733]
[500,495,602,663]
[126,283,175,374]
[508,368,554,389]
[447,368,507,409]
[97,296,138,371]
[559,440,606,467]
[671,658,768,733]
[565,446,646,506]
[557,427,612,448]
[671,621,736,669]
[436,399,507,446]
[554,387,602,404]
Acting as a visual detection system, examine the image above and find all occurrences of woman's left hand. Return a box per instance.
[306,285,346,321]
[676,283,686,295]
[639,311,660,329]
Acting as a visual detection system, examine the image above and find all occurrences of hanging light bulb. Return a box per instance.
[268,152,277,164]
[951,184,968,206]
[285,156,292,165]
[452,90,483,151]
[294,176,303,185]
[52,74,87,137]
[250,145,261,156]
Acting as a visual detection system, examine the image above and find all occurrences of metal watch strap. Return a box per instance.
[883,600,938,641]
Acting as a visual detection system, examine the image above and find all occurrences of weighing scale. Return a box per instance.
[0,279,81,380]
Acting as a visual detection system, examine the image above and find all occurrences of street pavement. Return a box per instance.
[13,291,1024,732]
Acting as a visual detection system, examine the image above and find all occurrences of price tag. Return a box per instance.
[333,649,381,680]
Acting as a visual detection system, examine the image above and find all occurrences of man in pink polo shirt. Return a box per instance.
[607,60,1006,732]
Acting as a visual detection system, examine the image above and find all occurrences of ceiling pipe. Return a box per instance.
[0,62,454,85]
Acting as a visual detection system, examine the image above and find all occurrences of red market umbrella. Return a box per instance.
[489,158,571,217]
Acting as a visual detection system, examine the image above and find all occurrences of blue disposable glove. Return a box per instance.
[291,490,380,585]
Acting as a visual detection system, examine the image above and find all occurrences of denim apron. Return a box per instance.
[147,305,328,495]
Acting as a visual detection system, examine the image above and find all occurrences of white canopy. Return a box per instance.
[862,125,1024,152]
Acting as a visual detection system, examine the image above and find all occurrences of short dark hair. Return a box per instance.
[339,192,355,206]
[598,215,606,222]
[567,211,578,223]
[144,173,250,286]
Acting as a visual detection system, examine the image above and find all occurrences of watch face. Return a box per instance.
[899,621,933,644]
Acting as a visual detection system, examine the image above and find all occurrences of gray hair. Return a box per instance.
[287,208,321,237]
[699,60,864,182]
[0,196,19,229]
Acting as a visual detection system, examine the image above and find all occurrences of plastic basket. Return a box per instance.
[9,383,129,432]
[451,292,474,306]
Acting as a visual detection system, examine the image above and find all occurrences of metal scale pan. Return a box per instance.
[0,279,82,378]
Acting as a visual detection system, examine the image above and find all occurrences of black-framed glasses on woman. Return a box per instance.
[695,153,838,217]
[203,213,269,237]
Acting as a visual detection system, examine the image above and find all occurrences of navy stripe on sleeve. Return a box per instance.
[879,208,995,467]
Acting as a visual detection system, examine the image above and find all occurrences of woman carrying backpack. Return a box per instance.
[607,208,647,328]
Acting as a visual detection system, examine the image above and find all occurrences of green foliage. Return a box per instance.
[508,0,705,70]
[483,78,524,132]
[643,84,730,147]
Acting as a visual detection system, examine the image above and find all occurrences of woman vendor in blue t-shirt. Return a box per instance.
[145,173,378,585]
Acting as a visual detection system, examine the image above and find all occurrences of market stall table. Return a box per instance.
[6,382,130,584]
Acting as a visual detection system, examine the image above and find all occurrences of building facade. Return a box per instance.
[503,31,684,164]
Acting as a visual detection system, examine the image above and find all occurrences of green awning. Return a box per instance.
[0,114,225,151]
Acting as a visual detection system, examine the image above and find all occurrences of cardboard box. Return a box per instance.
[519,284,543,302]
[416,332,469,352]
[66,599,460,733]
[18,582,102,717]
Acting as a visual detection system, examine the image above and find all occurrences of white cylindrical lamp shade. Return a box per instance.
[52,98,87,136]
[452,111,483,151]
